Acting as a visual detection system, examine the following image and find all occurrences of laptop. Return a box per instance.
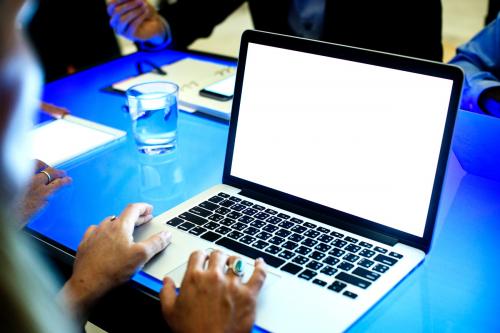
[134,30,463,332]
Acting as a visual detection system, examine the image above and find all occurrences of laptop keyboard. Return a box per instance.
[167,192,403,300]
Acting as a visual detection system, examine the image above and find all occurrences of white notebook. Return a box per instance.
[31,115,126,167]
[112,58,235,120]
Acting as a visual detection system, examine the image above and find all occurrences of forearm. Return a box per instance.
[59,277,104,327]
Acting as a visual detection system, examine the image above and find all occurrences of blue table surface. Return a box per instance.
[28,49,500,332]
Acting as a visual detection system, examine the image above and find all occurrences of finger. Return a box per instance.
[136,231,172,262]
[246,258,267,294]
[34,167,67,186]
[160,276,177,317]
[207,250,228,272]
[107,0,135,16]
[46,176,72,193]
[117,203,154,233]
[124,7,149,37]
[82,225,98,241]
[32,172,51,186]
[34,159,49,172]
[116,6,146,36]
[186,250,208,273]
[110,0,143,28]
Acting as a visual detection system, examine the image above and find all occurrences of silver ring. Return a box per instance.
[40,170,52,184]
[109,215,117,222]
[230,258,244,277]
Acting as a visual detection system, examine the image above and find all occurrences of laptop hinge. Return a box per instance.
[239,188,399,247]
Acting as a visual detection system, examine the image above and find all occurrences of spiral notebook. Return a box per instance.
[31,115,126,167]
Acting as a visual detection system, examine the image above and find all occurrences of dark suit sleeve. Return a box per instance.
[158,0,245,49]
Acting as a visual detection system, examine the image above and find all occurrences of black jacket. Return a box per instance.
[161,0,442,61]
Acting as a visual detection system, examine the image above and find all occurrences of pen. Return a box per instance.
[40,101,70,119]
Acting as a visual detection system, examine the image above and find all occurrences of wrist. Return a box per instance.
[61,275,105,321]
[141,16,172,50]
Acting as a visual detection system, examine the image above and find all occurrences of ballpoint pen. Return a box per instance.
[40,101,70,119]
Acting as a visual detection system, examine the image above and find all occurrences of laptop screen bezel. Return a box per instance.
[223,30,463,253]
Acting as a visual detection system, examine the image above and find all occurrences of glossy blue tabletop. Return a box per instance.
[28,50,500,332]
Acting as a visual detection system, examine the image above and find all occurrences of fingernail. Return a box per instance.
[162,231,172,239]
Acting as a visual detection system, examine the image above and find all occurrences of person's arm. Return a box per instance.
[449,14,500,116]
[59,203,172,326]
[107,0,244,50]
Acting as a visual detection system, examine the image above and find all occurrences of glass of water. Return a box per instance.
[126,81,179,154]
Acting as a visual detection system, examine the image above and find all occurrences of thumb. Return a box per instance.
[137,231,172,263]
[160,276,177,317]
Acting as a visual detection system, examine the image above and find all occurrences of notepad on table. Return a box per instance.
[31,115,126,167]
[112,58,235,120]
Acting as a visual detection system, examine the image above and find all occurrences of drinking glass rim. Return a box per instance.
[126,81,179,99]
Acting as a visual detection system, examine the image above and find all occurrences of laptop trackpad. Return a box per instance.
[167,254,281,289]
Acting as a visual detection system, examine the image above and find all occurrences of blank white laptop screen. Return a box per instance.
[230,43,453,237]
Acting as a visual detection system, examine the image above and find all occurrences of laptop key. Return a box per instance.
[278,250,295,260]
[359,249,376,258]
[328,281,346,293]
[343,291,358,299]
[302,238,318,247]
[338,262,355,271]
[220,218,236,227]
[288,233,305,243]
[199,201,219,211]
[265,208,278,215]
[227,211,243,219]
[179,212,207,226]
[295,246,312,256]
[374,246,388,254]
[298,269,317,281]
[320,265,338,276]
[329,248,345,257]
[278,221,295,229]
[309,251,326,261]
[215,207,231,215]
[253,204,265,211]
[178,222,196,231]
[306,260,324,271]
[203,221,219,230]
[255,231,272,240]
[292,255,309,265]
[317,226,330,234]
[219,200,235,208]
[345,244,361,253]
[215,226,231,235]
[189,227,207,236]
[389,252,404,259]
[254,212,270,220]
[359,241,373,249]
[208,196,225,204]
[336,272,371,289]
[317,234,333,243]
[252,240,269,250]
[373,264,390,273]
[281,262,302,275]
[231,222,247,231]
[200,231,221,242]
[343,253,360,263]
[323,256,340,266]
[250,220,266,228]
[208,214,224,222]
[290,225,307,233]
[276,229,292,238]
[263,224,279,233]
[265,245,281,255]
[277,213,291,219]
[304,230,320,238]
[268,236,285,245]
[282,241,299,250]
[243,227,259,235]
[167,217,184,226]
[315,242,331,253]
[345,236,358,243]
[229,196,242,202]
[241,200,253,206]
[312,279,327,287]
[374,254,398,266]
[231,204,246,211]
[239,235,256,245]
[266,216,282,224]
[215,238,285,268]
[227,231,244,240]
[303,222,316,229]
[290,217,303,223]
[242,208,258,216]
[238,215,254,224]
[358,258,375,268]
[352,267,381,281]
[330,231,344,238]
[331,239,347,248]
[218,192,230,198]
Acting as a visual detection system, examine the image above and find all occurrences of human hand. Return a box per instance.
[107,0,168,45]
[160,250,267,333]
[18,161,72,226]
[62,203,172,322]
